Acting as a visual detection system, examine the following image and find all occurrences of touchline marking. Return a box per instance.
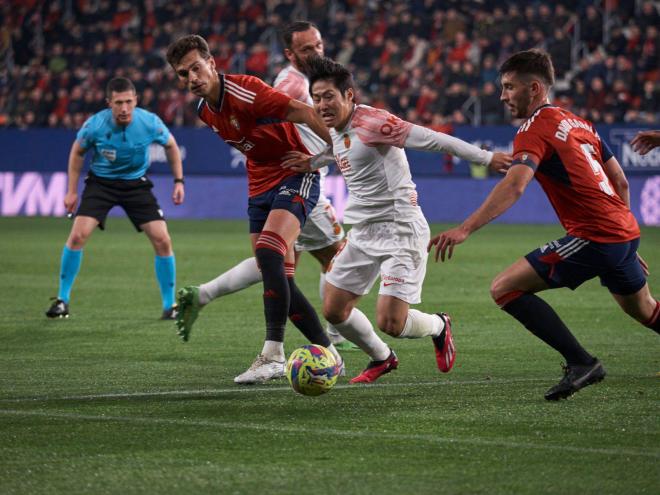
[0,408,658,459]
[0,378,544,403]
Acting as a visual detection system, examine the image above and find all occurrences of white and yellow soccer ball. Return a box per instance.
[286,344,340,396]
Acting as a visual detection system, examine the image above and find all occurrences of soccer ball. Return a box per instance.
[286,344,340,396]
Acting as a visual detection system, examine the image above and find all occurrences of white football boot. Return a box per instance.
[234,354,286,384]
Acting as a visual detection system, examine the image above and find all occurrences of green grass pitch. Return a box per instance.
[1,217,658,494]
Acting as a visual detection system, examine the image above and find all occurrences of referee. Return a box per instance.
[46,77,185,320]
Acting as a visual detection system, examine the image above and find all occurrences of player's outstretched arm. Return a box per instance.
[631,130,660,156]
[164,134,185,205]
[65,140,87,214]
[404,124,512,173]
[428,165,535,262]
[285,99,332,146]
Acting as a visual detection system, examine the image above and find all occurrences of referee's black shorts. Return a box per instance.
[76,172,165,231]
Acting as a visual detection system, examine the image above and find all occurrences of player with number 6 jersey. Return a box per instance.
[429,49,659,401]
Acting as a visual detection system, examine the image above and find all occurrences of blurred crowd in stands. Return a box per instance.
[1,0,658,130]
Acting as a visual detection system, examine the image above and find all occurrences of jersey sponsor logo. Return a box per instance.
[100,148,116,161]
[380,115,399,136]
[335,154,351,173]
[225,137,255,152]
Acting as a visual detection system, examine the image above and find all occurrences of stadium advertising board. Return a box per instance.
[1,126,657,176]
[1,171,658,226]
[1,127,658,225]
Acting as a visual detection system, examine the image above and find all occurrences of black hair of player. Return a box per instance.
[166,34,212,68]
[307,57,356,103]
[280,21,319,49]
[499,49,555,87]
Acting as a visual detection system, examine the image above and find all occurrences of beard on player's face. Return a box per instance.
[294,53,321,77]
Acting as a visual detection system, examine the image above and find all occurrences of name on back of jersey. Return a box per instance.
[554,118,595,142]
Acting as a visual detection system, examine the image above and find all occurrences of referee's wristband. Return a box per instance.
[174,177,185,184]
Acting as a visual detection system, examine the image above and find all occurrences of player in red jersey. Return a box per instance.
[428,49,659,401]
[166,35,343,384]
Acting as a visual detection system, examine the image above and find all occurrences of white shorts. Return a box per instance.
[325,217,430,304]
[295,194,345,252]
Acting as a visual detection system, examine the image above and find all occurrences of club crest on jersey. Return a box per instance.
[343,133,351,149]
[100,149,116,161]
[230,115,240,130]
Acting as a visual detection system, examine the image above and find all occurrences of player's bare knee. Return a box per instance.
[324,307,347,325]
[67,231,89,249]
[376,314,404,337]
[152,234,172,256]
[489,277,506,303]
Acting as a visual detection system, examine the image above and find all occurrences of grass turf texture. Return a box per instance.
[1,217,658,494]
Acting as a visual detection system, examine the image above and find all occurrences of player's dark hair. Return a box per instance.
[280,21,319,49]
[166,34,212,68]
[308,57,356,102]
[499,49,555,87]
[105,77,136,99]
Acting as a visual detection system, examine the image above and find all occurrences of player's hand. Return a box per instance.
[637,253,650,277]
[173,183,184,205]
[427,226,470,262]
[64,192,78,213]
[489,152,513,174]
[630,130,660,156]
[281,151,313,173]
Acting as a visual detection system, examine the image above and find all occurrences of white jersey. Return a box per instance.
[273,65,329,191]
[331,104,424,225]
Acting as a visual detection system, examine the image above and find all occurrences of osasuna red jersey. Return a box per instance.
[513,105,639,243]
[197,74,312,197]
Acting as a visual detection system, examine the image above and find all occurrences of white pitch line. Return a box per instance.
[0,377,544,403]
[0,408,658,459]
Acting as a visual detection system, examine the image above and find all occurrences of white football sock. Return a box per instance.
[261,340,285,362]
[398,309,444,339]
[326,343,342,365]
[199,257,262,305]
[333,308,390,361]
[319,272,347,344]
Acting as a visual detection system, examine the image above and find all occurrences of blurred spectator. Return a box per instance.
[480,81,505,125]
[1,0,655,129]
[547,29,572,78]
[581,5,603,52]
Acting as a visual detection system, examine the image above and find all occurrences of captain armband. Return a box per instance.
[511,156,538,169]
